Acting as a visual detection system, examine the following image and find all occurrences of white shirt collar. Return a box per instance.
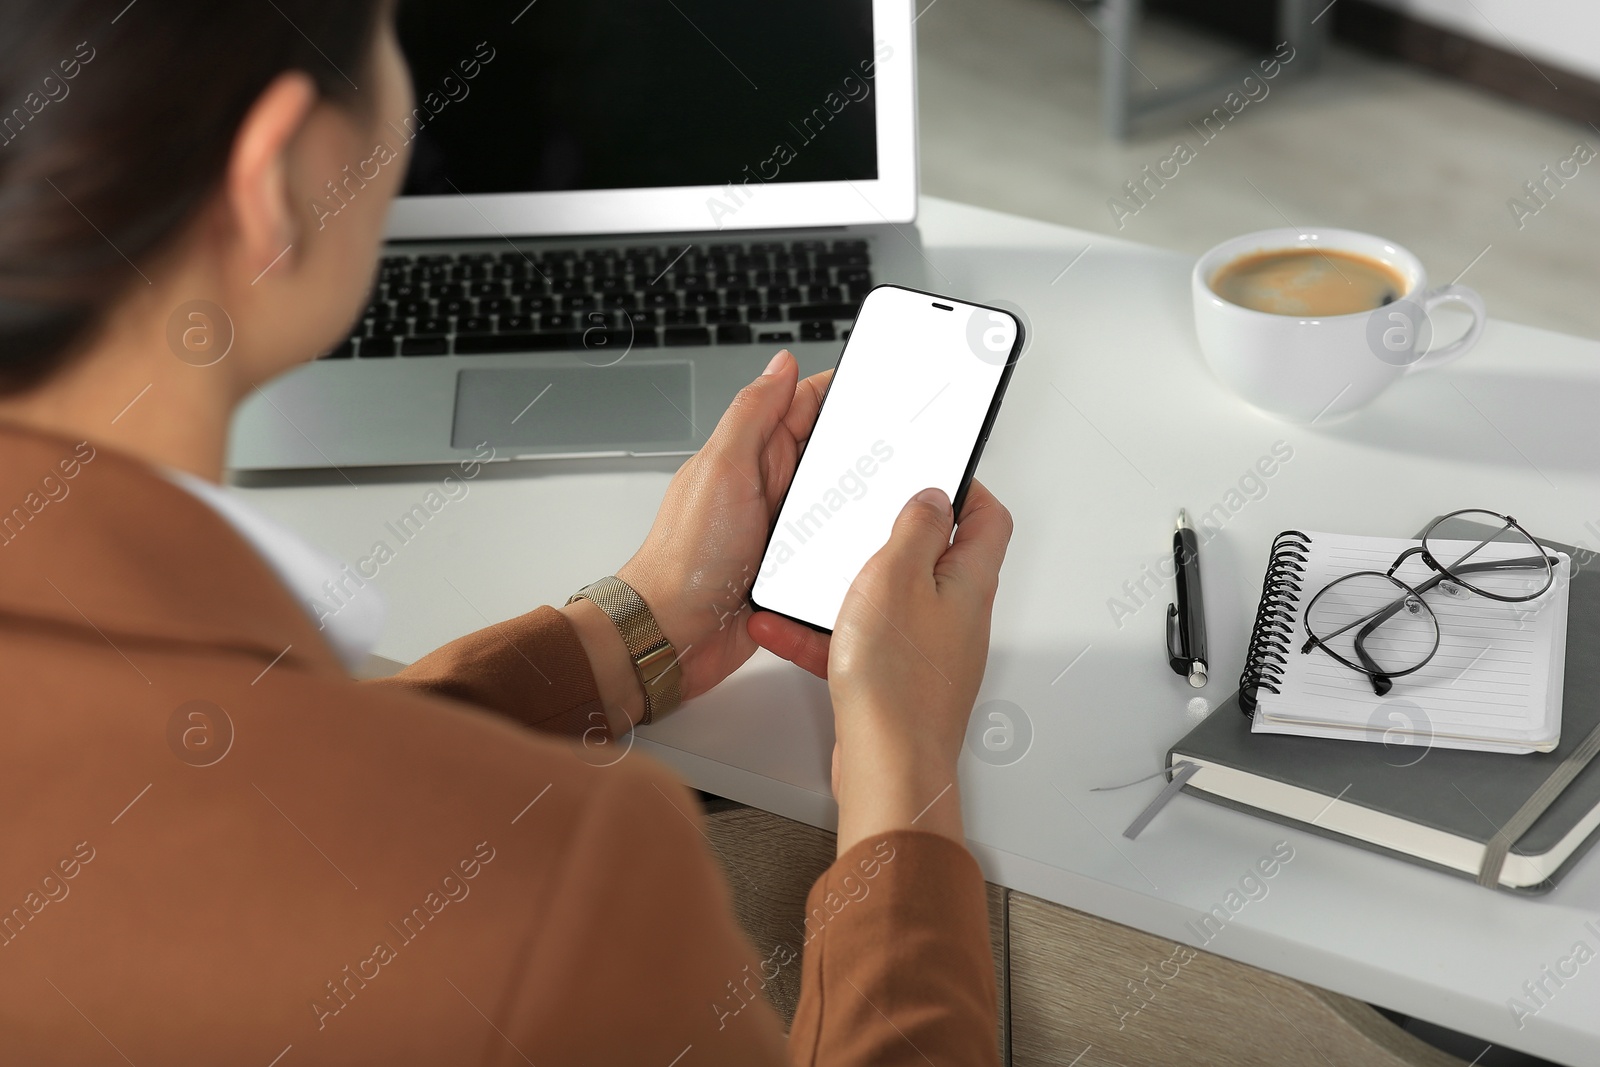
[163,468,385,671]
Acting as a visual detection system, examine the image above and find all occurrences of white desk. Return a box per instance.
[235,198,1600,1065]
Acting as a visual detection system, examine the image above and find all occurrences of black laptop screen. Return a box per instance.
[394,0,880,196]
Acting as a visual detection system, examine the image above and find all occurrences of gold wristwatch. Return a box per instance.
[566,576,683,726]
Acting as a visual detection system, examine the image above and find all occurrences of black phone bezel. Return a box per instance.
[747,283,1026,635]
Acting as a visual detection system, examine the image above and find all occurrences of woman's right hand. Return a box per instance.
[749,479,1013,856]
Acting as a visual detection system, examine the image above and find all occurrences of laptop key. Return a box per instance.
[361,336,398,356]
[747,306,783,323]
[807,285,844,303]
[757,331,794,344]
[663,309,701,325]
[686,291,719,307]
[456,332,582,354]
[715,324,754,345]
[644,292,678,308]
[769,287,803,304]
[457,317,493,335]
[398,299,432,317]
[787,303,860,322]
[625,310,658,327]
[799,321,836,342]
[369,320,407,338]
[540,313,574,330]
[480,297,513,315]
[832,239,869,253]
[400,336,449,356]
[321,339,357,359]
[585,327,657,350]
[439,297,474,317]
[415,317,449,336]
[664,326,712,347]
[838,267,872,285]
[500,315,532,332]
[704,308,741,324]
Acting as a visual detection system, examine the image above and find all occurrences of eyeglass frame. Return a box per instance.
[1299,509,1561,697]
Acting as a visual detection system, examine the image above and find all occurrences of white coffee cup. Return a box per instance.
[1192,228,1486,422]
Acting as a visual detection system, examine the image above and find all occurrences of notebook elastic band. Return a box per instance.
[1479,718,1600,888]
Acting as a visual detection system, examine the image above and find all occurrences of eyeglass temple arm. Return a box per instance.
[1445,553,1561,576]
[1389,544,1559,579]
[1352,608,1398,697]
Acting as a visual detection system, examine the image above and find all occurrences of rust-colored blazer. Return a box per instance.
[0,423,998,1066]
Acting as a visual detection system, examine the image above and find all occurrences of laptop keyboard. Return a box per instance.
[324,239,874,360]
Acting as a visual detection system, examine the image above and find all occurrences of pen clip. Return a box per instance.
[1165,602,1188,671]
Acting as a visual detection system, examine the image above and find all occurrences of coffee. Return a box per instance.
[1210,248,1408,317]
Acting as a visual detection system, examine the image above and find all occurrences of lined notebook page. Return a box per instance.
[1254,533,1570,754]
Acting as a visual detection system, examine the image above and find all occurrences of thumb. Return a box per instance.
[711,349,798,456]
[875,487,954,581]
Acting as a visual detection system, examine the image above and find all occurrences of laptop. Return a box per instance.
[228,0,926,471]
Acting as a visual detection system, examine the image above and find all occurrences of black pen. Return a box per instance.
[1165,509,1208,688]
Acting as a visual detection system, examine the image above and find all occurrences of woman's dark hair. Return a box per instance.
[0,0,386,394]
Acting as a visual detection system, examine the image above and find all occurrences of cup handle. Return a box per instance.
[1406,284,1486,374]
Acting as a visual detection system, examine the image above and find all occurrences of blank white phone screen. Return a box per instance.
[752,286,1017,630]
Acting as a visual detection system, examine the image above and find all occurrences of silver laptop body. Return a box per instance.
[229,0,925,471]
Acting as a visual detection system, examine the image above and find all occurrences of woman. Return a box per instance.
[0,2,1012,1063]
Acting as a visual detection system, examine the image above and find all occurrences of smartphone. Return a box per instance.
[750,284,1024,633]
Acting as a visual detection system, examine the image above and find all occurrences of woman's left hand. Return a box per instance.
[617,350,831,701]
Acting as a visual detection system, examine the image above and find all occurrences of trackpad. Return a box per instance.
[452,363,696,452]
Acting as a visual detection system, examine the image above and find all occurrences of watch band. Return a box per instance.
[566,576,682,726]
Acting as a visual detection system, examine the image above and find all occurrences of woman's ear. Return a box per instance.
[224,71,319,281]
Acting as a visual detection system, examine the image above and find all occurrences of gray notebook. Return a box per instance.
[1168,524,1600,894]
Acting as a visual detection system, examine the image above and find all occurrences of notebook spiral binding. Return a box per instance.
[1238,530,1312,714]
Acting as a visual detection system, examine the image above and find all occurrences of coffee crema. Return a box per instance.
[1210,248,1408,317]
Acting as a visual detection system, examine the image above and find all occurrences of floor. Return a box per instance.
[915,0,1600,341]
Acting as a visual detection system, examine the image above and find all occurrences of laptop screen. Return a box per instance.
[395,0,880,198]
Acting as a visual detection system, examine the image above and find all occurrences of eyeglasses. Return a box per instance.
[1300,509,1560,697]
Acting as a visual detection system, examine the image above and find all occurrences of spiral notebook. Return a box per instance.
[1241,531,1571,754]
[1165,522,1600,893]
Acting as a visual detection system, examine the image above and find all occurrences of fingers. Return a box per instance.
[782,367,834,446]
[710,350,800,458]
[748,611,831,678]
[871,488,956,584]
[938,478,1013,591]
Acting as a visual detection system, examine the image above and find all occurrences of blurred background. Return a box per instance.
[917,0,1600,340]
